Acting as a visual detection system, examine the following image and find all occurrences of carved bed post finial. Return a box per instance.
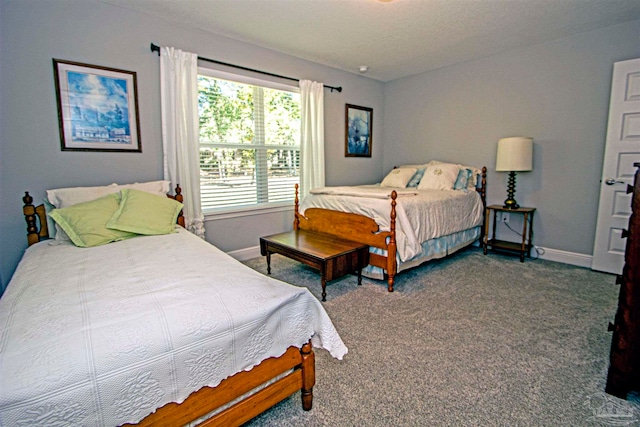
[174,184,184,203]
[174,184,185,228]
[480,166,487,206]
[387,191,398,292]
[23,192,40,247]
[294,184,300,231]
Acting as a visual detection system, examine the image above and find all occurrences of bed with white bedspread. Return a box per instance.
[0,185,347,427]
[295,162,487,288]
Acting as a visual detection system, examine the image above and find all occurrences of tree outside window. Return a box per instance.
[198,74,300,211]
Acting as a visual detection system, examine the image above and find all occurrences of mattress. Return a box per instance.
[0,228,347,426]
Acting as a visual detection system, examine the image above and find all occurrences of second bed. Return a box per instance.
[296,161,487,291]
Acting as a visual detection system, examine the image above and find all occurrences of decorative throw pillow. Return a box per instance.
[48,193,138,248]
[380,168,418,188]
[428,160,480,188]
[466,168,481,189]
[453,168,471,190]
[47,180,171,240]
[407,168,426,188]
[107,189,183,235]
[418,163,460,190]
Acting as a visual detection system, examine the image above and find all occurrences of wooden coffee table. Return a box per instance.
[260,230,369,301]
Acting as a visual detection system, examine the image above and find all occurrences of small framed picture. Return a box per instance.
[53,59,141,152]
[345,104,372,158]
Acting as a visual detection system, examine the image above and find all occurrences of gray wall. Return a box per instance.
[2,0,638,293]
[0,0,384,292]
[383,20,640,256]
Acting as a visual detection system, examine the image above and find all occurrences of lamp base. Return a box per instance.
[503,171,520,210]
[502,199,520,210]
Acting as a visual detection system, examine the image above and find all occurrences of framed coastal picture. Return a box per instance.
[53,59,141,152]
[345,104,372,157]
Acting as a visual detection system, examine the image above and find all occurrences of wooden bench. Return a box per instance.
[259,230,369,301]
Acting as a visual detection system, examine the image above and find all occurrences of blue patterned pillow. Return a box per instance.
[453,168,471,190]
[407,168,426,188]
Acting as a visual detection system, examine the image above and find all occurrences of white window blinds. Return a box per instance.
[198,69,300,212]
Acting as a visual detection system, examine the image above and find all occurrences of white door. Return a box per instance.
[592,58,640,274]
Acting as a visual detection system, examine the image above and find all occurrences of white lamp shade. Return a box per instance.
[495,137,533,172]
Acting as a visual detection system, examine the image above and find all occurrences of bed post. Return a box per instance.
[23,192,49,246]
[300,341,315,411]
[173,184,184,203]
[479,167,487,241]
[293,184,300,231]
[479,167,487,206]
[173,185,186,228]
[387,191,398,292]
[23,192,40,247]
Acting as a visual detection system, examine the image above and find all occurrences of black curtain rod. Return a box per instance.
[150,43,342,93]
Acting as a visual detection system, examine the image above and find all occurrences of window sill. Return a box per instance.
[204,203,294,221]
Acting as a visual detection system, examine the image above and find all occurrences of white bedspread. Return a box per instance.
[300,185,484,261]
[0,229,347,426]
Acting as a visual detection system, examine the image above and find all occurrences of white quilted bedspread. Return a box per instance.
[0,229,347,426]
[301,185,484,261]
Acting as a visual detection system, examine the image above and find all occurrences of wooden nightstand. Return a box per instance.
[483,205,535,262]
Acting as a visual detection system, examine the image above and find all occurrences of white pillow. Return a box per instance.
[46,180,171,240]
[380,168,418,188]
[428,160,481,188]
[418,164,460,190]
[47,180,171,208]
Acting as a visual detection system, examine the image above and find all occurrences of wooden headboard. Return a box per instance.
[22,184,186,246]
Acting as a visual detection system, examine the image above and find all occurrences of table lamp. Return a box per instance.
[495,137,533,209]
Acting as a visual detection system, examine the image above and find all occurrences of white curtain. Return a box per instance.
[160,46,206,238]
[299,80,325,198]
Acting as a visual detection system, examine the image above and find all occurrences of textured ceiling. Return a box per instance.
[101,0,640,82]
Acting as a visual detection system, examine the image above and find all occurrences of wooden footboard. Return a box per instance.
[132,342,315,427]
[294,184,398,291]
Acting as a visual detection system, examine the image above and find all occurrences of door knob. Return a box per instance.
[605,178,624,185]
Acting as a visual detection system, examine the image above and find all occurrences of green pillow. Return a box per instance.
[48,193,138,248]
[107,188,183,235]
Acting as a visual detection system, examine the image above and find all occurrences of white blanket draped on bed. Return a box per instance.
[0,229,347,426]
[301,185,484,261]
[310,186,418,199]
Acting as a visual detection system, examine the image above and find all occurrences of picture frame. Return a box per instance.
[345,104,372,158]
[53,59,142,152]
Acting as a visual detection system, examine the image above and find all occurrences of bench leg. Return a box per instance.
[357,269,362,286]
[266,252,272,274]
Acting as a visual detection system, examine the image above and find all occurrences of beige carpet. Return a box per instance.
[242,247,640,426]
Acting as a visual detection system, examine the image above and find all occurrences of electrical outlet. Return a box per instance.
[502,212,510,223]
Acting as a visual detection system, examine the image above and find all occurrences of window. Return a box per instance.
[198,69,300,213]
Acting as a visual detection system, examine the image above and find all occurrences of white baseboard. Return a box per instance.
[532,246,593,268]
[226,244,594,269]
[227,245,261,261]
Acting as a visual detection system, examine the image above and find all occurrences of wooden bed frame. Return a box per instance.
[20,184,316,427]
[294,166,487,293]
